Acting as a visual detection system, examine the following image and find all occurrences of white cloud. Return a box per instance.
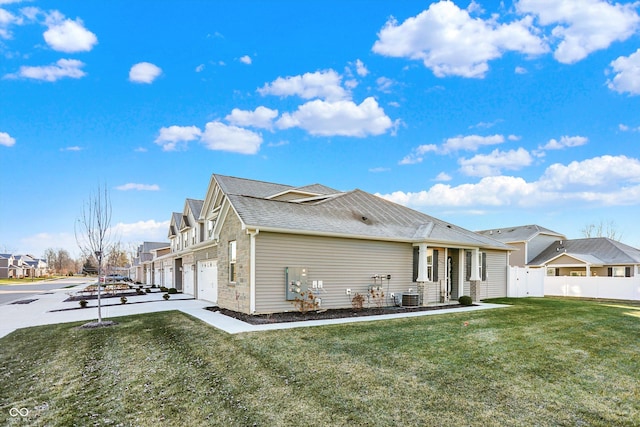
[376,76,394,93]
[378,155,640,209]
[355,59,369,76]
[109,219,170,243]
[276,97,392,137]
[441,134,505,153]
[115,183,160,191]
[435,172,452,181]
[538,155,640,192]
[619,123,640,132]
[458,147,533,177]
[372,1,547,78]
[239,55,252,65]
[43,14,97,53]
[60,146,82,151]
[0,7,22,39]
[515,66,527,74]
[154,125,202,151]
[195,64,205,73]
[4,58,86,81]
[540,135,588,150]
[517,0,640,64]
[0,131,15,147]
[129,62,162,84]
[225,106,279,129]
[201,121,262,154]
[607,48,640,95]
[258,69,349,101]
[369,167,390,173]
[399,144,437,165]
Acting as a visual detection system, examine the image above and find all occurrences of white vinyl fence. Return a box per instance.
[508,266,545,297]
[545,275,640,301]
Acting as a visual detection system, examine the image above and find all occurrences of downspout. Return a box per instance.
[247,228,259,314]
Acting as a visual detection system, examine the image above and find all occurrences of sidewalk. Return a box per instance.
[0,283,509,339]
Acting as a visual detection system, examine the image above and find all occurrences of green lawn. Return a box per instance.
[1,298,638,426]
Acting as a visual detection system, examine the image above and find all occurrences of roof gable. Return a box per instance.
[226,186,511,249]
[529,237,640,266]
[477,224,565,243]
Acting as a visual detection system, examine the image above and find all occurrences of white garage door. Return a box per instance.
[183,264,195,296]
[164,267,173,288]
[198,260,218,303]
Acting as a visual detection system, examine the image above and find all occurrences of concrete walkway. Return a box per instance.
[0,279,509,339]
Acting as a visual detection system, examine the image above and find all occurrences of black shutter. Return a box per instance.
[625,267,631,277]
[608,267,613,277]
[465,251,471,281]
[481,252,487,281]
[433,250,439,281]
[412,247,419,282]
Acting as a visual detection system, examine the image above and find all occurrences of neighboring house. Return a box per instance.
[148,173,513,314]
[477,225,566,267]
[0,254,48,278]
[130,242,169,284]
[528,237,640,277]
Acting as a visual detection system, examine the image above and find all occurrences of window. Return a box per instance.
[229,241,237,282]
[546,267,557,276]
[609,266,630,277]
[465,251,487,281]
[426,251,433,282]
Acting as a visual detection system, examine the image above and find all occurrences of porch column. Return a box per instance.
[470,248,481,281]
[586,264,591,277]
[416,243,429,282]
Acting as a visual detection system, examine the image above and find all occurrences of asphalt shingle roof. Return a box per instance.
[528,237,640,266]
[476,224,565,243]
[222,177,511,249]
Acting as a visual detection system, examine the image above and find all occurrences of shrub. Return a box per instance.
[292,291,318,313]
[79,300,88,308]
[136,288,144,295]
[145,288,151,293]
[458,295,473,306]
[351,293,365,310]
[120,296,127,304]
[369,287,385,308]
[151,284,156,288]
[168,288,178,294]
[160,286,168,292]
[163,293,170,301]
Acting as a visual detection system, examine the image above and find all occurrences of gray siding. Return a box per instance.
[482,250,508,299]
[463,249,508,300]
[254,232,414,313]
[509,242,526,266]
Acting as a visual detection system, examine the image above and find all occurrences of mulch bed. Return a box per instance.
[207,304,471,325]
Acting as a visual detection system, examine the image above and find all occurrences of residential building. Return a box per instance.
[477,225,566,267]
[146,173,513,314]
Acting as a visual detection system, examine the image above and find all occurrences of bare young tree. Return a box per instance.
[581,219,623,241]
[75,185,113,324]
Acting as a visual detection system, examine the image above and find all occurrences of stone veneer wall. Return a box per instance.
[216,209,251,313]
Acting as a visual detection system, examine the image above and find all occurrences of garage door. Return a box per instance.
[198,260,218,303]
[183,264,195,296]
[164,267,173,288]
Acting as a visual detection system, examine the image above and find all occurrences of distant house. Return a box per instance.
[145,173,513,314]
[130,242,169,284]
[0,254,48,279]
[477,225,566,267]
[528,237,640,277]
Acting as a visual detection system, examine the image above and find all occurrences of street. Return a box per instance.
[0,277,91,305]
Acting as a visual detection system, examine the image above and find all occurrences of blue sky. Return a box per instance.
[1,0,640,258]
